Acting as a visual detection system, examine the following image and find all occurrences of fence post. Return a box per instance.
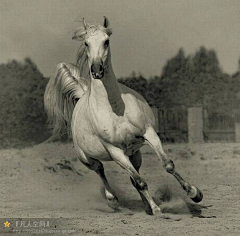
[235,123,240,142]
[188,106,204,143]
[235,113,240,142]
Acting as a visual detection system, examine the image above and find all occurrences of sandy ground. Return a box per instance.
[0,142,240,236]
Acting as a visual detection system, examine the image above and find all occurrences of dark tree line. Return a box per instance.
[0,46,240,148]
[119,46,240,116]
[0,58,49,148]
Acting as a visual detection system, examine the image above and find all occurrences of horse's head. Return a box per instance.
[72,17,112,80]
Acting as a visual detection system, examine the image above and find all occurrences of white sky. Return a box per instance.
[0,0,240,78]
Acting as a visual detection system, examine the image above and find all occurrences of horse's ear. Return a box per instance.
[103,16,110,28]
[72,32,79,41]
[83,17,88,31]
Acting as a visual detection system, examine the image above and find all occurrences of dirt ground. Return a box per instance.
[0,142,240,236]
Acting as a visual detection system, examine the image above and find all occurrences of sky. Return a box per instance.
[0,0,240,78]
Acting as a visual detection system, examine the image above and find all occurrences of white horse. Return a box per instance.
[44,17,203,215]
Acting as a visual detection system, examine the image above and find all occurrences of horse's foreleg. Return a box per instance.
[80,158,119,209]
[107,146,160,215]
[144,127,203,203]
[129,150,155,214]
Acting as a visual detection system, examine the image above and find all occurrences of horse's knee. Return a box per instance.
[164,159,175,174]
[134,177,148,191]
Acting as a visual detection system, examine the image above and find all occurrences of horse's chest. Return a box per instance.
[96,114,145,152]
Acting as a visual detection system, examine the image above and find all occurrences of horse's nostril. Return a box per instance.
[100,64,103,72]
[91,64,94,73]
[91,63,104,79]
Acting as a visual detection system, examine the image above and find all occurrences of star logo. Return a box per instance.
[4,221,10,227]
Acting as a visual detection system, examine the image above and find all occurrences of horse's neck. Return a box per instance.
[90,62,125,116]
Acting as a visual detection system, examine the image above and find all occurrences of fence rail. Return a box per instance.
[152,106,239,143]
[203,111,235,142]
[153,108,188,143]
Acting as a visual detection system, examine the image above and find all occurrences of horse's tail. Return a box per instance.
[44,62,88,141]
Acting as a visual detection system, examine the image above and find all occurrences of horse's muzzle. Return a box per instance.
[91,63,104,79]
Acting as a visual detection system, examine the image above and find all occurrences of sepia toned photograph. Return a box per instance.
[0,0,240,235]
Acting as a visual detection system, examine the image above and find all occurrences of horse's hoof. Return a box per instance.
[107,197,119,209]
[105,188,119,209]
[145,204,161,215]
[190,186,203,203]
[145,207,154,215]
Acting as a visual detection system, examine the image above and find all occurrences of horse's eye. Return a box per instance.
[85,42,88,47]
[104,40,109,47]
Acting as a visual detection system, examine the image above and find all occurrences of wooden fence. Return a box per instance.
[152,108,188,143]
[152,106,238,143]
[203,111,235,142]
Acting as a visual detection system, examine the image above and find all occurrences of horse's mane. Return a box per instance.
[72,22,112,81]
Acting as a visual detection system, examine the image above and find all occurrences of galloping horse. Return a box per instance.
[44,17,203,215]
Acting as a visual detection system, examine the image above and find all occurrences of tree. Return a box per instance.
[149,48,191,109]
[146,46,233,114]
[0,58,49,148]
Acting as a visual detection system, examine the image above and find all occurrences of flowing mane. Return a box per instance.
[72,21,113,81]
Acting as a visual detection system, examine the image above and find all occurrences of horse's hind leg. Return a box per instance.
[107,146,160,215]
[129,150,155,214]
[79,156,119,209]
[144,127,203,203]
